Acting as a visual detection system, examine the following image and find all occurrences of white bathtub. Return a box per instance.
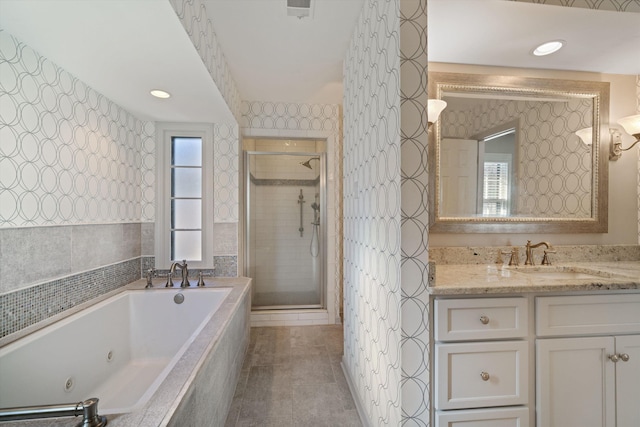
[0,287,231,415]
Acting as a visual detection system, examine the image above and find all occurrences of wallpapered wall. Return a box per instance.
[343,0,403,424]
[441,98,593,217]
[399,0,431,423]
[0,31,148,227]
[169,0,242,122]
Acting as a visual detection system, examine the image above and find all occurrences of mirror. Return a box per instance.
[429,72,609,233]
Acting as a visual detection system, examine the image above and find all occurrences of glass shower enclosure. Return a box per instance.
[245,151,325,310]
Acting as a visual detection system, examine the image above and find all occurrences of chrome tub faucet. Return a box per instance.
[166,260,190,287]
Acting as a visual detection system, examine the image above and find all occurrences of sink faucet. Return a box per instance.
[525,240,551,265]
[167,260,190,287]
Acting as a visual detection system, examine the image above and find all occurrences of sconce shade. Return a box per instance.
[617,114,640,138]
[575,127,592,145]
[428,99,447,125]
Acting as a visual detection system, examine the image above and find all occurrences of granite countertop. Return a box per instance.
[428,261,640,295]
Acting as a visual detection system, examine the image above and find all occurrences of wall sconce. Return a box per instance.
[611,114,640,161]
[575,114,640,161]
[428,99,447,130]
[575,127,592,146]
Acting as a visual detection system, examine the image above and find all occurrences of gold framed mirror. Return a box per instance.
[429,72,609,233]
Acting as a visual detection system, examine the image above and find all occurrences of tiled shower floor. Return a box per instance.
[225,325,362,426]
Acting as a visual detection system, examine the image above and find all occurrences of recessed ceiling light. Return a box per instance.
[150,89,171,99]
[532,40,565,57]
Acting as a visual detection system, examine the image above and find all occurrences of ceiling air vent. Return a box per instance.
[287,0,313,19]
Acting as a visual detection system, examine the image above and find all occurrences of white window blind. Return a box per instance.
[483,161,509,216]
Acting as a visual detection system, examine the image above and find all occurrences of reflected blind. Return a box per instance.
[483,161,509,216]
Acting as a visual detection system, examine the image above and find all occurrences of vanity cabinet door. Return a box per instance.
[616,335,640,427]
[536,336,616,427]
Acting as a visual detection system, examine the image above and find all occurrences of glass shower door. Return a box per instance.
[246,152,324,309]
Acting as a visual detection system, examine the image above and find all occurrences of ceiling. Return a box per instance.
[0,0,638,123]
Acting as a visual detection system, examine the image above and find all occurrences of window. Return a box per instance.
[156,124,213,268]
[482,154,511,216]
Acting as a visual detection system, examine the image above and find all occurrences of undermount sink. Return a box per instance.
[513,267,609,280]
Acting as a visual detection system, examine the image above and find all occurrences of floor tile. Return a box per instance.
[226,325,361,426]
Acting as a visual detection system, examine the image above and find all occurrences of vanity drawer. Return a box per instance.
[435,298,528,341]
[536,294,640,337]
[435,341,528,410]
[436,407,529,427]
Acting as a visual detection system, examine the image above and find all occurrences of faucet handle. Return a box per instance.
[501,248,519,266]
[542,250,557,265]
[165,272,174,288]
[145,268,156,288]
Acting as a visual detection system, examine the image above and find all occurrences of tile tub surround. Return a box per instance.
[428,261,640,295]
[1,277,251,427]
[0,257,141,340]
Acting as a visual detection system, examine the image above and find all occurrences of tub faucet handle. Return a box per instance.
[165,272,174,287]
[180,260,190,288]
[145,268,156,288]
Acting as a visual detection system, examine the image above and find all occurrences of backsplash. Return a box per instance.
[430,244,640,265]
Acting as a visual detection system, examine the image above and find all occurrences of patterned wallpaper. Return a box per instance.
[0,31,146,227]
[441,98,593,217]
[399,0,431,424]
[169,0,242,122]
[213,123,239,222]
[509,0,640,12]
[343,0,403,424]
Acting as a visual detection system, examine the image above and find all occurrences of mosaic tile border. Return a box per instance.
[249,174,320,187]
[141,255,238,279]
[1,258,141,338]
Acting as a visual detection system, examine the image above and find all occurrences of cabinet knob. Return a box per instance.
[609,354,619,362]
[479,315,490,325]
[620,353,630,362]
[480,371,490,381]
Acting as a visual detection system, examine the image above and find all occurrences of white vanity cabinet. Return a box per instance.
[434,298,530,427]
[535,294,640,427]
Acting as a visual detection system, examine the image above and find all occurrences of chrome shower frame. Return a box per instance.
[243,150,327,311]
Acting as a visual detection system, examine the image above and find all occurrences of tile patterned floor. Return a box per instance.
[225,325,362,427]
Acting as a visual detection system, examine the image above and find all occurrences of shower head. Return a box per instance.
[299,157,320,169]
